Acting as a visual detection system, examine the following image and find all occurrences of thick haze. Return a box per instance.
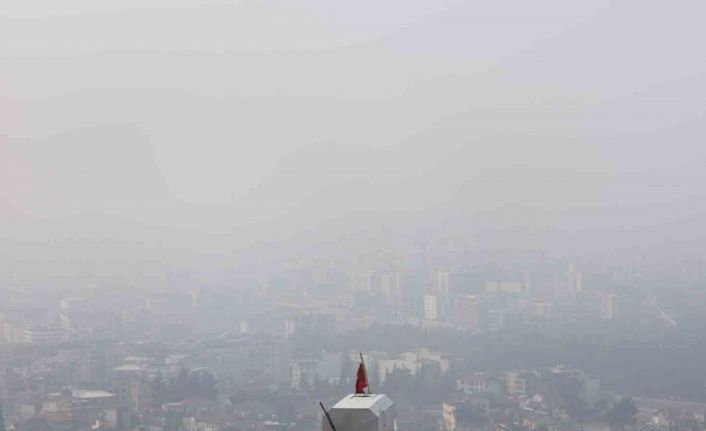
[1,0,706,280]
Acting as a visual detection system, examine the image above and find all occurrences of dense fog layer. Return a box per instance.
[3,1,706,278]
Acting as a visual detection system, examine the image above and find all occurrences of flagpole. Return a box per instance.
[360,352,371,394]
[319,401,337,431]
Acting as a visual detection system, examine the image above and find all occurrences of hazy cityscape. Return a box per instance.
[2,245,706,431]
[2,1,706,431]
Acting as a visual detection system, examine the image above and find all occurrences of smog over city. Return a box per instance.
[1,2,706,431]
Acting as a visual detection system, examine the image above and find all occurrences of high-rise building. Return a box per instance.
[486,309,504,331]
[602,293,615,320]
[239,319,249,335]
[285,314,336,340]
[349,271,373,293]
[422,295,438,321]
[437,271,450,295]
[568,263,583,297]
[380,274,401,304]
[453,295,478,331]
[485,281,524,295]
[195,337,291,394]
[21,326,67,344]
[284,318,296,338]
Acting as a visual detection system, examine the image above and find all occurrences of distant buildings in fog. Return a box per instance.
[336,262,627,333]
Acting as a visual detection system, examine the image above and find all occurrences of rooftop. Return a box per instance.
[73,389,116,399]
[331,393,394,418]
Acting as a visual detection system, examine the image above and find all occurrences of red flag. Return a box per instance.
[355,362,368,394]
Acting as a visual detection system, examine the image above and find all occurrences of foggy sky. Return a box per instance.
[1,0,706,279]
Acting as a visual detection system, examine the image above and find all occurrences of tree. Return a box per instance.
[151,371,167,405]
[555,376,591,429]
[165,368,218,402]
[380,369,415,409]
[193,371,217,400]
[605,398,637,431]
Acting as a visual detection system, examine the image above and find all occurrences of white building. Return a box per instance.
[457,372,489,394]
[422,295,437,321]
[284,318,296,338]
[379,274,401,303]
[349,271,373,293]
[376,349,449,384]
[21,326,68,344]
[505,371,527,396]
[239,320,249,335]
[323,394,395,431]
